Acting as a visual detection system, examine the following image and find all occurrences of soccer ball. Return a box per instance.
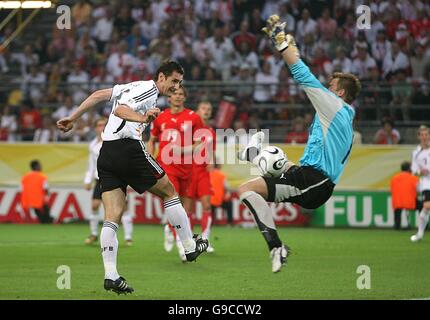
[256,146,288,178]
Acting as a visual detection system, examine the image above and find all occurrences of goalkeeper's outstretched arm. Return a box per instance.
[262,14,352,128]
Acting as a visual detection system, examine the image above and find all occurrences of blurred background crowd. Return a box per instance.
[0,0,429,144]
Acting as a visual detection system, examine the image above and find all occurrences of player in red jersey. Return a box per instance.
[147,85,204,261]
[185,101,216,253]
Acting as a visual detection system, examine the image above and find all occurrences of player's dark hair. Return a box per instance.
[30,160,41,171]
[401,161,411,172]
[155,60,184,82]
[331,72,361,104]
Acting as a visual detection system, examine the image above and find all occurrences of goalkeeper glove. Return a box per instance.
[262,14,299,56]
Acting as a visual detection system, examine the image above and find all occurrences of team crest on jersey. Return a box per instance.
[161,123,166,131]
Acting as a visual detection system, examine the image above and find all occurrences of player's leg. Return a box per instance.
[238,177,289,272]
[121,199,133,246]
[238,131,265,163]
[394,208,402,230]
[86,180,102,244]
[200,195,214,252]
[162,174,180,252]
[411,193,430,242]
[149,175,209,261]
[173,195,194,262]
[100,187,133,294]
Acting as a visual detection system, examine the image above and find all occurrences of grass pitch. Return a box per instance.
[0,224,429,300]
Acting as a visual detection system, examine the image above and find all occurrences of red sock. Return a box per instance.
[201,211,212,239]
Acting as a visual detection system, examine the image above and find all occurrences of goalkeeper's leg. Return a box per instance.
[238,178,289,273]
[238,131,265,163]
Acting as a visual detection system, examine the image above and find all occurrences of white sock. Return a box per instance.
[100,221,120,280]
[121,212,133,241]
[240,191,276,229]
[202,216,212,240]
[417,209,429,238]
[164,197,195,253]
[89,211,99,236]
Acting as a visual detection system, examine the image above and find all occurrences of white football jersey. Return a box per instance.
[84,137,103,184]
[411,145,430,191]
[102,80,159,141]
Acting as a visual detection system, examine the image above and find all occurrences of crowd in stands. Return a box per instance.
[0,0,429,144]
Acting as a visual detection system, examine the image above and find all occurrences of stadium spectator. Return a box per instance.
[72,0,93,29]
[106,41,135,79]
[332,46,352,73]
[233,41,259,76]
[139,8,159,41]
[21,160,52,224]
[285,116,308,144]
[317,7,337,40]
[23,65,46,104]
[134,45,152,79]
[231,63,254,100]
[51,30,75,54]
[327,27,352,59]
[192,25,209,64]
[390,161,419,230]
[248,8,265,35]
[67,61,90,104]
[177,45,199,81]
[382,42,410,79]
[0,105,18,142]
[300,33,317,63]
[10,44,39,76]
[114,7,137,38]
[296,8,317,45]
[205,23,236,81]
[2,0,429,144]
[273,67,299,110]
[19,101,42,141]
[125,24,149,55]
[34,116,57,143]
[374,118,401,144]
[52,95,77,121]
[231,20,257,52]
[278,2,295,33]
[253,60,278,103]
[170,28,191,60]
[351,42,377,80]
[372,30,391,69]
[390,69,412,121]
[150,0,170,24]
[411,44,430,82]
[0,49,9,73]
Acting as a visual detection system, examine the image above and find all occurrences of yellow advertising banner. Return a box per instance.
[0,143,415,190]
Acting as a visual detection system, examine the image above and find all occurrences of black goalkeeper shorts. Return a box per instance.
[263,165,335,209]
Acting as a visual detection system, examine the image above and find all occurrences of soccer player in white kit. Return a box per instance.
[57,61,209,294]
[411,125,430,242]
[83,118,134,246]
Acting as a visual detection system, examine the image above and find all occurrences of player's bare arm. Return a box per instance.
[147,134,158,157]
[114,105,160,123]
[57,88,112,132]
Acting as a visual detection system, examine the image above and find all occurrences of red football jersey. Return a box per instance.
[193,124,216,171]
[151,108,203,177]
